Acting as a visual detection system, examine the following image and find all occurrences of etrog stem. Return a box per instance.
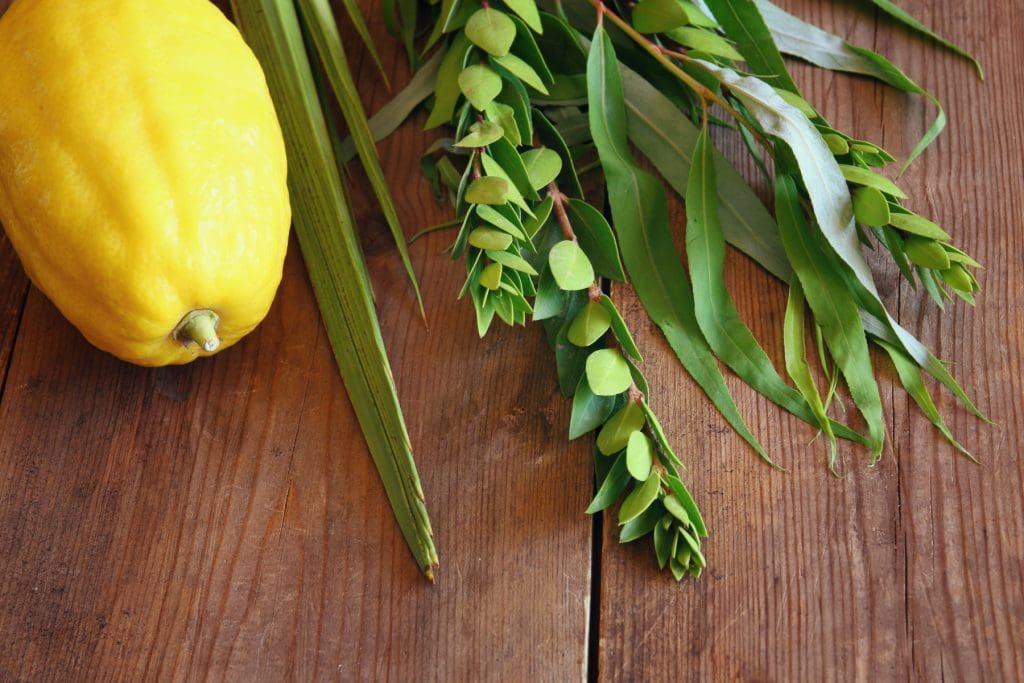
[175,309,221,352]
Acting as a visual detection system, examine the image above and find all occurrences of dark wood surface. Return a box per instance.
[0,0,1020,681]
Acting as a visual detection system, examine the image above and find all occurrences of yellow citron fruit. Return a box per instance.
[0,0,291,366]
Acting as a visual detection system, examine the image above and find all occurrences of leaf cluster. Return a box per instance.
[386,0,986,578]
[418,0,710,578]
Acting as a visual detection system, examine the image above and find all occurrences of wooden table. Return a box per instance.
[1,1,1021,680]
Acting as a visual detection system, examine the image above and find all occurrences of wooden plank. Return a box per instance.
[0,2,592,679]
[598,0,1023,680]
[887,1,1024,679]
[0,233,29,393]
[0,2,30,390]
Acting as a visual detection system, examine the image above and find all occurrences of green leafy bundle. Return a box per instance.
[384,0,986,577]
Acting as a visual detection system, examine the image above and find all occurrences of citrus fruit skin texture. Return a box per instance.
[0,0,291,366]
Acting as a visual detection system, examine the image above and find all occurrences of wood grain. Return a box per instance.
[0,231,28,395]
[0,0,1021,681]
[598,1,1024,680]
[0,1,591,680]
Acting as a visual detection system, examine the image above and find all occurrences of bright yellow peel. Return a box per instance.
[0,0,291,365]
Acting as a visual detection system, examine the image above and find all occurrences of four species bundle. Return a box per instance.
[231,0,985,579]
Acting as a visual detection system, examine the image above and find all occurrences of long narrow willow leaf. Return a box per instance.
[753,0,880,77]
[784,278,838,472]
[615,58,791,280]
[586,24,773,465]
[588,3,980,417]
[702,64,866,285]
[754,0,946,172]
[595,23,982,429]
[859,312,985,421]
[699,62,916,355]
[337,0,391,88]
[861,0,983,79]
[297,0,425,315]
[775,175,884,458]
[877,341,974,460]
[338,49,444,163]
[232,0,438,577]
[702,0,799,92]
[629,54,978,416]
[616,52,975,441]
[573,34,787,276]
[396,0,419,67]
[685,127,861,446]
[704,0,944,169]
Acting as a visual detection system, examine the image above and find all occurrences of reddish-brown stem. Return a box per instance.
[591,0,774,152]
[548,183,576,241]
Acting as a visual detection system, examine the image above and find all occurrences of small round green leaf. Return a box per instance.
[618,472,662,524]
[492,53,549,94]
[586,452,630,513]
[905,236,952,270]
[665,474,705,536]
[567,300,612,348]
[468,227,514,250]
[476,205,527,239]
[502,0,543,33]
[676,546,692,571]
[889,212,952,241]
[458,64,502,110]
[523,195,553,239]
[669,556,686,581]
[598,295,641,361]
[680,1,718,27]
[666,26,743,60]
[520,148,563,191]
[597,401,646,455]
[585,348,632,397]
[631,0,688,33]
[654,514,673,569]
[483,101,521,145]
[850,141,881,154]
[548,240,594,291]
[839,164,907,199]
[852,186,891,227]
[486,249,538,275]
[455,120,505,148]
[479,152,532,214]
[939,264,974,293]
[480,262,503,290]
[676,525,703,561]
[625,431,654,481]
[570,375,617,440]
[942,245,981,269]
[822,133,850,155]
[465,8,516,57]
[619,502,664,542]
[464,176,510,205]
[662,494,690,525]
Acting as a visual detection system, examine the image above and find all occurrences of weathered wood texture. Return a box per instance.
[0,0,1020,681]
[598,1,1024,681]
[0,1,590,680]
